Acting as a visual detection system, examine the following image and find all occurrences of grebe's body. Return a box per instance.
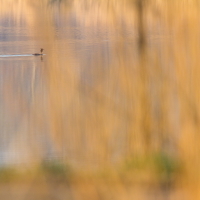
[33,48,44,56]
[33,53,42,56]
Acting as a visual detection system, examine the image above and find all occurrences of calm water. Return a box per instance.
[0,0,166,168]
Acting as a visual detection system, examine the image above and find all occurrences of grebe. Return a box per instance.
[33,48,44,56]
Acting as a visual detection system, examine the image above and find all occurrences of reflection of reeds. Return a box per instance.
[1,0,200,199]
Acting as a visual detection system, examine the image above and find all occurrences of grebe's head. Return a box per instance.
[40,48,44,53]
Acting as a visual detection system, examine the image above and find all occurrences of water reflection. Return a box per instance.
[1,0,200,199]
[0,0,137,167]
[0,0,197,173]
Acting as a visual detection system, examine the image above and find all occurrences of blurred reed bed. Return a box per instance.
[0,0,200,199]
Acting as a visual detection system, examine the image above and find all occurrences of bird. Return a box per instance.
[33,48,44,56]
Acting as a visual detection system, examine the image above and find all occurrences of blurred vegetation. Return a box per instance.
[39,161,73,181]
[0,0,199,199]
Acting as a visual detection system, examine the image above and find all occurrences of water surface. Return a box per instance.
[0,0,170,168]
